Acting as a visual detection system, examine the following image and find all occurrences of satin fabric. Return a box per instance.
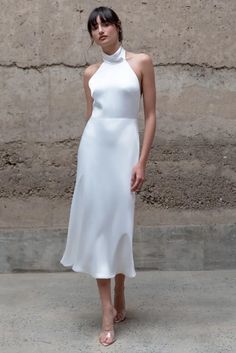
[60,46,141,278]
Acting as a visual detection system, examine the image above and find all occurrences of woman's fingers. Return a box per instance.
[131,173,144,192]
[130,164,145,192]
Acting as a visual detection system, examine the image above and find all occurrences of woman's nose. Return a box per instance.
[98,25,104,34]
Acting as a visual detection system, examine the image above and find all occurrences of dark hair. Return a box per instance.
[87,6,123,44]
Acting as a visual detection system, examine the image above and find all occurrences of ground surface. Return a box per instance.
[0,270,235,352]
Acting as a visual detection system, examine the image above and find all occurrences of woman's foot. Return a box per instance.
[99,306,117,346]
[114,285,126,323]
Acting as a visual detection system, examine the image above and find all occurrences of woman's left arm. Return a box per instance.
[131,54,157,192]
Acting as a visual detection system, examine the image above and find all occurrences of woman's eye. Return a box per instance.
[103,22,110,26]
[91,21,110,31]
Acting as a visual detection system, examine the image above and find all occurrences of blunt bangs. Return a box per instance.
[87,6,122,41]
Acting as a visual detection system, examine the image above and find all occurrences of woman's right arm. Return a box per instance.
[83,65,96,121]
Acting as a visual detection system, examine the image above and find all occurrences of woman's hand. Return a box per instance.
[130,162,145,192]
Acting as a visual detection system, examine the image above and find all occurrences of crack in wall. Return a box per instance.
[0,61,235,72]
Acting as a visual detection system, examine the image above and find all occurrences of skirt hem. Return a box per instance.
[60,260,136,279]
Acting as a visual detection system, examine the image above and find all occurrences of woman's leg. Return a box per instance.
[96,278,117,345]
[114,274,126,321]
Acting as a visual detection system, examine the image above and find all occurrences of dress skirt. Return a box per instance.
[60,115,140,278]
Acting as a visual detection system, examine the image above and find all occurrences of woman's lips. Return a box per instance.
[99,36,107,40]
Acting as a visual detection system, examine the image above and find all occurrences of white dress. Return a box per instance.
[60,45,141,278]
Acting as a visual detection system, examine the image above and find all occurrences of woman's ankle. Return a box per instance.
[101,306,116,329]
[102,303,114,313]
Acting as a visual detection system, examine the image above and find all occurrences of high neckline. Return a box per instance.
[102,45,126,64]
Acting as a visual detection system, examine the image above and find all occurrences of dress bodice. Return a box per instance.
[88,45,141,119]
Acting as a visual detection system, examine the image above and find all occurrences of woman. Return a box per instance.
[60,6,156,346]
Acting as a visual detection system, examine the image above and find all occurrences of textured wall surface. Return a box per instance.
[0,1,235,271]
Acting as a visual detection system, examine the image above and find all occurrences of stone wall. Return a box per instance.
[0,0,235,271]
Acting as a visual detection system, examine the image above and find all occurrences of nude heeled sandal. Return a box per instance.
[99,307,117,346]
[114,309,126,323]
[99,325,116,346]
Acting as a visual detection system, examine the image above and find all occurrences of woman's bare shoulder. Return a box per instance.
[84,62,102,80]
[126,50,153,64]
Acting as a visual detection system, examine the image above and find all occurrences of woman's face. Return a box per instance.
[91,15,119,47]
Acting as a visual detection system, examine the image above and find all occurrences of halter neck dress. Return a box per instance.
[60,45,141,278]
